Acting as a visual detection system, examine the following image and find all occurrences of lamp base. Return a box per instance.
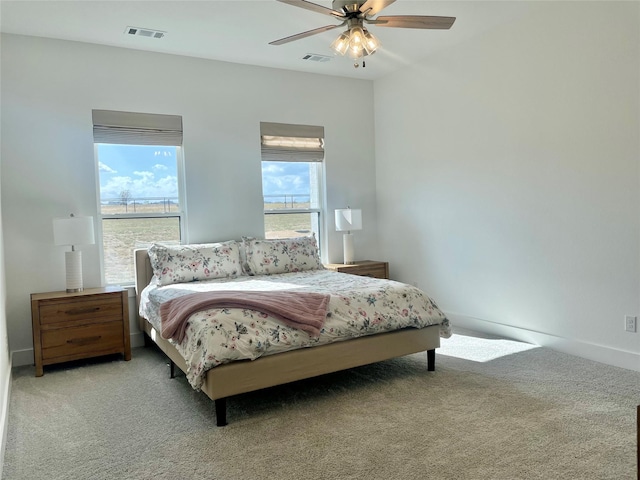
[65,250,84,293]
[343,233,355,265]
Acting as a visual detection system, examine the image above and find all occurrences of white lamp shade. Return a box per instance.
[53,216,95,246]
[335,208,362,232]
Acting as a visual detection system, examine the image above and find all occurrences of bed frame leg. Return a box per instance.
[215,398,228,427]
[169,360,176,379]
[143,332,152,348]
[427,349,435,371]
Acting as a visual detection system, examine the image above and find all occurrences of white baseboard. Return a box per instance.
[0,356,12,480]
[11,349,32,368]
[12,317,639,372]
[130,331,145,348]
[447,312,640,372]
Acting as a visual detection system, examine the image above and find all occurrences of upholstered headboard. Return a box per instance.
[134,248,154,329]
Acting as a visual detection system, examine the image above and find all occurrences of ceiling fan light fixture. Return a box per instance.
[347,26,370,59]
[347,44,364,59]
[270,0,456,69]
[331,23,378,59]
[347,26,366,58]
[363,30,380,55]
[330,31,350,55]
[348,26,365,49]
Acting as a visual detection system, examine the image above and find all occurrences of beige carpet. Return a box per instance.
[3,329,639,480]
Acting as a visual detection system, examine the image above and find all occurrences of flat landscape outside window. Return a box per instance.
[262,161,322,239]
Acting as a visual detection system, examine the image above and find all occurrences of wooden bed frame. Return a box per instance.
[134,249,441,426]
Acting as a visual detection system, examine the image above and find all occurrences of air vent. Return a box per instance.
[125,26,166,39]
[302,54,332,63]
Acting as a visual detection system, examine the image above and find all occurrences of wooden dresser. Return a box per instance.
[31,286,131,376]
[324,260,389,279]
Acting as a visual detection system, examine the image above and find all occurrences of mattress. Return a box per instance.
[140,269,450,390]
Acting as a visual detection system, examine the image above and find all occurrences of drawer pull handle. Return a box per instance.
[66,307,101,315]
[66,336,101,346]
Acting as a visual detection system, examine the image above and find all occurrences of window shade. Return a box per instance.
[260,121,324,162]
[92,110,183,146]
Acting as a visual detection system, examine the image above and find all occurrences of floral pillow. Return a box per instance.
[242,235,324,275]
[148,241,242,286]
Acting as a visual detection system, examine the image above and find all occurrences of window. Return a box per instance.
[93,110,184,285]
[260,122,324,245]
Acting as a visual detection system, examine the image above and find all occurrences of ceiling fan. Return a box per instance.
[269,0,456,67]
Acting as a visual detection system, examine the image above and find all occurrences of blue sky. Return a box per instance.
[97,145,178,201]
[261,161,310,201]
[97,145,310,202]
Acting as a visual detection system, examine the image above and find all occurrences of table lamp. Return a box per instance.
[53,214,95,292]
[335,208,362,265]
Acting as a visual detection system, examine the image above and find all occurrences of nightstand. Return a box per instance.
[31,286,131,377]
[324,260,389,279]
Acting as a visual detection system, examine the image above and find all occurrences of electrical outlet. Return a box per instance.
[624,315,637,333]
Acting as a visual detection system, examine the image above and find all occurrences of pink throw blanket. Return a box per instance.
[160,290,330,343]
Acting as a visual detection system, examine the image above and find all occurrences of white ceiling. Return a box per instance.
[0,0,539,80]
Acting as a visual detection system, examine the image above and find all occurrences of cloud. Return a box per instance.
[99,162,117,174]
[133,171,154,180]
[99,173,178,201]
[262,174,308,197]
[262,163,285,174]
[262,162,310,196]
[154,164,168,171]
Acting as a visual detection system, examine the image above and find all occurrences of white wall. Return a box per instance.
[0,131,12,478]
[374,2,640,370]
[0,34,378,364]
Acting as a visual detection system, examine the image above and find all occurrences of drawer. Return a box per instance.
[41,321,125,360]
[325,261,389,279]
[352,266,386,278]
[39,294,122,326]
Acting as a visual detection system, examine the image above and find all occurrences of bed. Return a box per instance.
[134,237,450,426]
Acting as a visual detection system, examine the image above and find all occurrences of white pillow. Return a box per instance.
[242,235,323,275]
[148,241,242,286]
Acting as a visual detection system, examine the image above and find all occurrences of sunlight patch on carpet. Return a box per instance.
[438,333,539,362]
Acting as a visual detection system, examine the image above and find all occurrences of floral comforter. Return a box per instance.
[139,269,451,390]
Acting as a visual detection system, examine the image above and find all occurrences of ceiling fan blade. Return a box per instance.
[372,15,456,29]
[269,24,343,46]
[276,0,346,19]
[359,0,396,17]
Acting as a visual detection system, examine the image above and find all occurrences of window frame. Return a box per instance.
[262,160,324,246]
[259,122,326,253]
[94,144,187,286]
